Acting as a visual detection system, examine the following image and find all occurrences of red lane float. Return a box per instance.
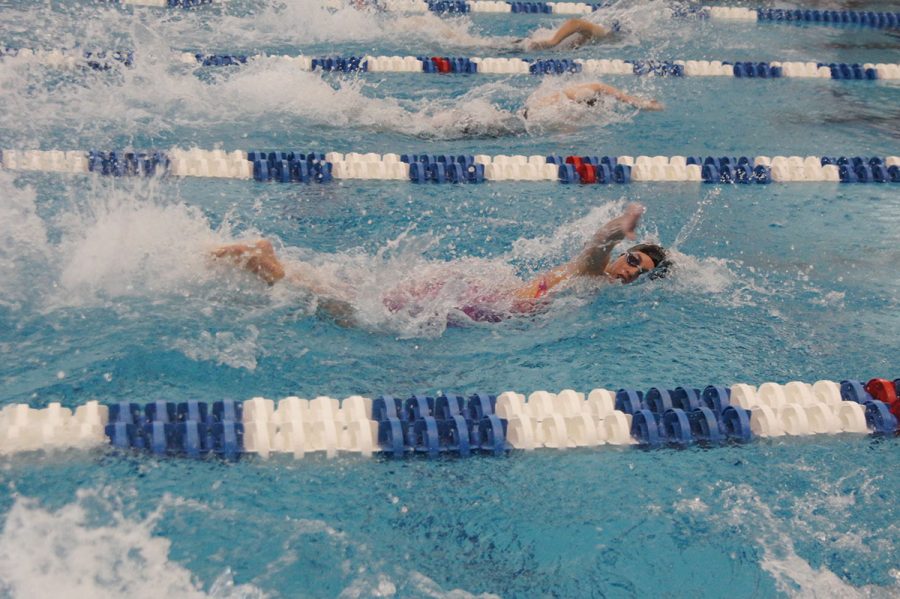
[866,378,900,419]
[431,57,451,73]
[565,155,584,172]
[578,164,597,183]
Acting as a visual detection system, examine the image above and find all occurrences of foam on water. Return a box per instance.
[184,2,498,49]
[0,0,500,53]
[0,174,53,311]
[718,482,900,599]
[1,52,633,145]
[0,0,679,147]
[0,489,266,598]
[0,483,501,599]
[0,172,236,315]
[51,183,231,308]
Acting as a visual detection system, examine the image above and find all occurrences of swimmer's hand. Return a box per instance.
[607,203,644,241]
[211,240,285,285]
[641,99,664,111]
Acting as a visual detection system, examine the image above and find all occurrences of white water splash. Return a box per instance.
[0,173,53,311]
[720,483,900,599]
[339,570,501,599]
[51,184,231,308]
[0,490,266,599]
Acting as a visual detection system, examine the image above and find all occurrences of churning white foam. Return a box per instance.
[51,183,231,308]
[720,483,900,599]
[0,173,53,311]
[0,490,266,599]
[339,570,501,599]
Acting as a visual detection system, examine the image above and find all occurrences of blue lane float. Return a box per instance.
[187,53,898,80]
[0,47,134,71]
[247,151,333,183]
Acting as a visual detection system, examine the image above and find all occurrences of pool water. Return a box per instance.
[0,1,898,597]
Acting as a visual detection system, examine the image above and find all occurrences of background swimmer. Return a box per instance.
[348,1,615,52]
[212,203,667,326]
[523,81,664,116]
[429,80,663,138]
[513,18,616,51]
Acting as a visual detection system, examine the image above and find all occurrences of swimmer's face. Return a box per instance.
[605,251,655,284]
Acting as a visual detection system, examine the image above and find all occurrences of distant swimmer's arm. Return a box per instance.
[564,83,664,111]
[511,203,644,301]
[527,18,611,50]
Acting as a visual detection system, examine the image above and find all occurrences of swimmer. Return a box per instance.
[522,81,664,118]
[212,203,667,325]
[439,81,662,139]
[349,0,614,53]
[513,18,616,51]
[427,81,662,139]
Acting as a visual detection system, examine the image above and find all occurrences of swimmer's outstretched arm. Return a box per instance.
[528,18,611,50]
[564,82,664,111]
[512,203,643,300]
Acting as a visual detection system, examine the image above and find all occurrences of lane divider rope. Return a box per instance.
[3,149,900,184]
[180,52,897,80]
[1,378,897,458]
[4,47,898,80]
[705,6,900,30]
[119,0,217,6]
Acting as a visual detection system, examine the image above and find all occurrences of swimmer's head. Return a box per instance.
[605,243,668,284]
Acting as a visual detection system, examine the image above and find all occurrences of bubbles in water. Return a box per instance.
[0,0,675,146]
[171,326,262,371]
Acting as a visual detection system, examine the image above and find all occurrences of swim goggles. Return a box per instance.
[624,252,648,274]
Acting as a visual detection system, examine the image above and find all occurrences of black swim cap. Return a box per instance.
[628,243,666,268]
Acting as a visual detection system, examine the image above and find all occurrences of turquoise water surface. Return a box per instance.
[0,1,898,597]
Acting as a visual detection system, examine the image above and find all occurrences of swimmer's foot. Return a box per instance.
[212,239,285,285]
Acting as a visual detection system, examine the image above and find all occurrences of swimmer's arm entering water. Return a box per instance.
[526,18,612,50]
[511,203,643,301]
[212,240,357,325]
[212,240,285,285]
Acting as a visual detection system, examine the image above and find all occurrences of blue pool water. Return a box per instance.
[0,1,898,597]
